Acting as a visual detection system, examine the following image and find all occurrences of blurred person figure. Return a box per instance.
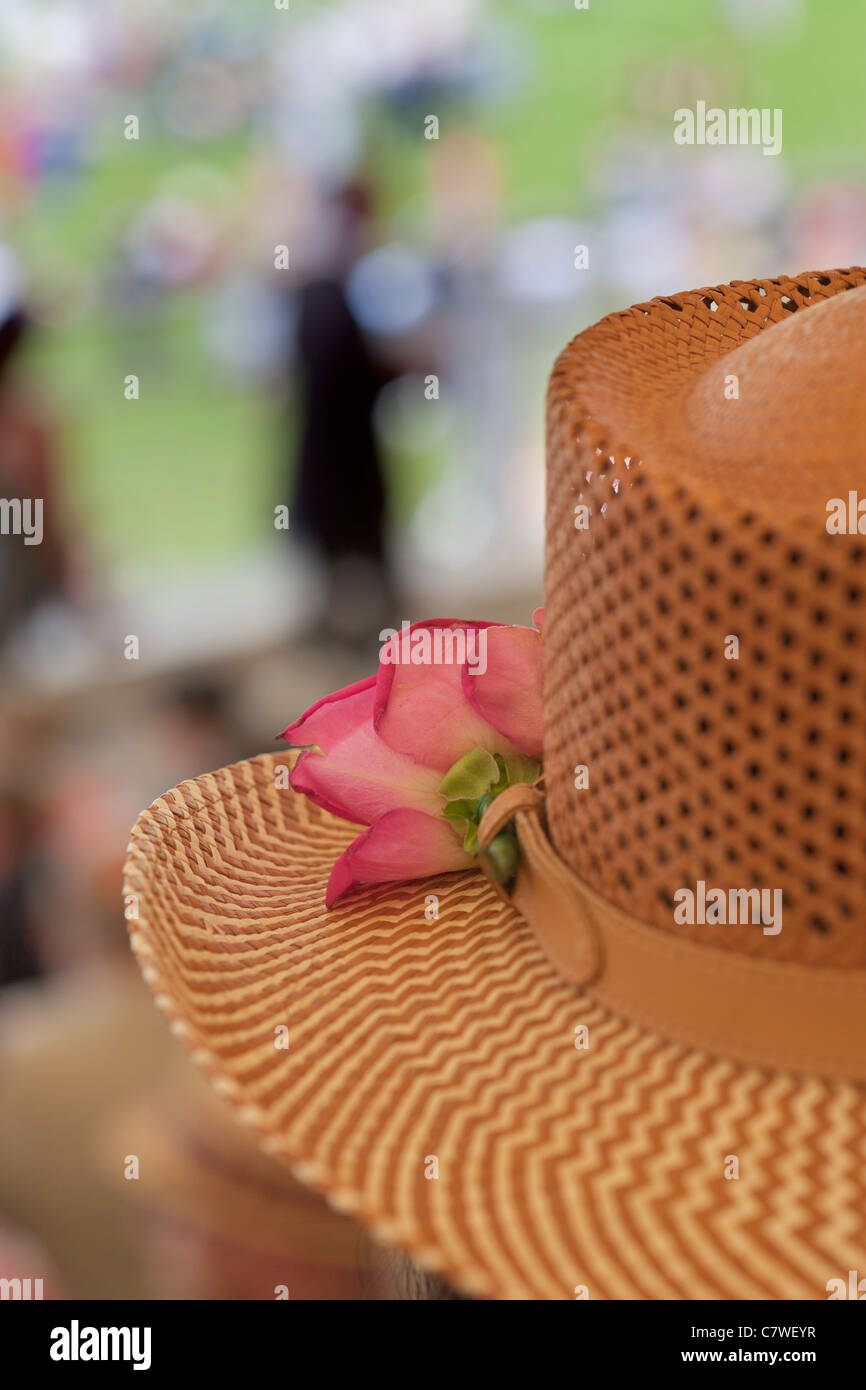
[0,298,68,649]
[403,132,520,577]
[0,784,41,989]
[288,182,395,647]
[0,705,56,988]
[0,245,72,639]
[0,307,67,642]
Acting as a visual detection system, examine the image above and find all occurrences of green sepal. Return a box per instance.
[438,747,500,801]
[479,829,519,885]
[501,755,541,787]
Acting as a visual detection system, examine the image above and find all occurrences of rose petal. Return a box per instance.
[280,674,377,749]
[282,681,442,825]
[326,808,473,906]
[461,624,544,756]
[374,619,514,772]
[532,605,545,633]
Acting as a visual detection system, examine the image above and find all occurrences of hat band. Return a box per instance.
[478,787,866,1083]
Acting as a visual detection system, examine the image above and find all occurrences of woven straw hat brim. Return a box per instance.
[124,753,866,1300]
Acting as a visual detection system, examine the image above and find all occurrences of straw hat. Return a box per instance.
[125,266,866,1300]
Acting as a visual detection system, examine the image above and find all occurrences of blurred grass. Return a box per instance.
[11,0,866,574]
[26,302,282,575]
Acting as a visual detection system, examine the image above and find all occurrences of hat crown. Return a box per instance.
[684,281,866,514]
[545,267,866,970]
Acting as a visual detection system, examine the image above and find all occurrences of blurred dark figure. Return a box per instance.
[290,183,395,645]
[0,786,41,988]
[294,278,386,562]
[0,309,68,647]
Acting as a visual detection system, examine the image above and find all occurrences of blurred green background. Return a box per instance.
[6,0,866,576]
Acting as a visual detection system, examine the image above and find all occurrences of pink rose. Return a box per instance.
[280,612,545,905]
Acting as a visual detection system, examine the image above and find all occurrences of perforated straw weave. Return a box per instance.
[545,267,866,966]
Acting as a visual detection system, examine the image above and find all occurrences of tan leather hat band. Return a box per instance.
[478,787,866,1082]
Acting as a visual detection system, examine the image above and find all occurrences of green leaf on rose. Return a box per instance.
[501,755,541,787]
[463,821,479,855]
[437,747,501,802]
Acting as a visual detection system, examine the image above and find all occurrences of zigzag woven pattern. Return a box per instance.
[125,753,866,1299]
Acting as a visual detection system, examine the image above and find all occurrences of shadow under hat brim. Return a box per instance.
[124,752,866,1300]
